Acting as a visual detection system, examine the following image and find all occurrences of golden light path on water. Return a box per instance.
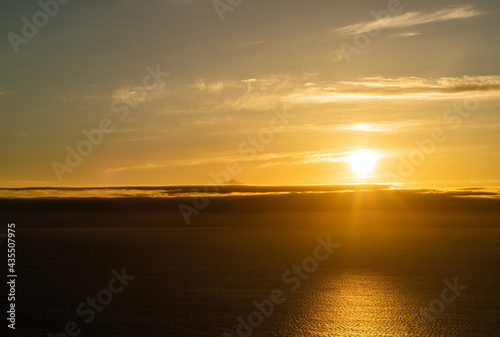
[296,272,414,336]
[331,274,402,336]
[295,191,419,336]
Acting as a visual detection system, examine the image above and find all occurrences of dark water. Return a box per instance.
[2,189,500,336]
[10,218,500,336]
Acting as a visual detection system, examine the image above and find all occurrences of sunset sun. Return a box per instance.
[346,149,381,178]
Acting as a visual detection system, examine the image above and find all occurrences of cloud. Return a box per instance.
[10,132,27,137]
[288,76,500,103]
[179,115,235,127]
[332,4,485,37]
[191,79,227,94]
[102,163,162,174]
[54,93,104,102]
[102,155,235,174]
[334,123,400,133]
[0,88,13,97]
[255,150,383,169]
[128,0,209,4]
[186,74,319,112]
[387,32,421,38]
[112,82,169,103]
[113,135,169,143]
[164,0,208,3]
[338,76,500,92]
[237,40,266,47]
[156,74,500,118]
[101,150,369,174]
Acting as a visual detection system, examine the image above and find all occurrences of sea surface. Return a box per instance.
[1,187,500,336]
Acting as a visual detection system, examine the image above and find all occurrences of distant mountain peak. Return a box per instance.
[222,179,245,185]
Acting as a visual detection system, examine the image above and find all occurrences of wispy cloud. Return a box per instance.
[164,0,208,3]
[190,79,227,94]
[332,4,485,37]
[54,93,104,102]
[179,115,236,127]
[102,150,372,174]
[337,76,500,92]
[255,151,354,169]
[112,82,169,103]
[184,75,307,112]
[2,186,500,200]
[334,122,400,133]
[156,75,500,118]
[127,0,209,4]
[0,88,12,97]
[10,132,27,137]
[102,163,162,174]
[387,32,421,38]
[237,40,266,47]
[289,76,500,103]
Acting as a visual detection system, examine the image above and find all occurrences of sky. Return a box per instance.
[1,0,499,187]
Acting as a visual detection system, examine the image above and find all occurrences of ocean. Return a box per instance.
[2,186,500,336]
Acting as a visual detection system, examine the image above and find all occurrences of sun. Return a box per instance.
[346,149,381,178]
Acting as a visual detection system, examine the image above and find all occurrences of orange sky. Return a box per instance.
[1,0,499,187]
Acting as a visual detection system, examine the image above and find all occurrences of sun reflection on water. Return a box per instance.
[302,271,413,336]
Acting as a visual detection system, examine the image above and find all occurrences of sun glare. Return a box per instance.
[346,149,381,178]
